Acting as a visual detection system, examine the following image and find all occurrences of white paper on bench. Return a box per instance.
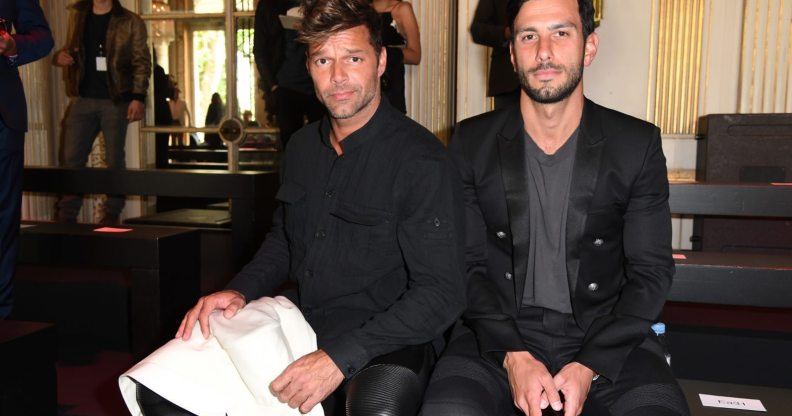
[699,394,766,412]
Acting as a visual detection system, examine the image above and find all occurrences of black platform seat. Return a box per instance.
[21,167,278,268]
[670,251,792,308]
[680,379,792,416]
[0,320,57,415]
[17,222,200,358]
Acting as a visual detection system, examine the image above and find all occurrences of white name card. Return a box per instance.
[699,394,766,412]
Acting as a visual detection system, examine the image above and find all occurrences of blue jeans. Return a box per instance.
[56,97,130,221]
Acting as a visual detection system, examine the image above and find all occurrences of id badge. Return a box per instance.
[96,56,108,71]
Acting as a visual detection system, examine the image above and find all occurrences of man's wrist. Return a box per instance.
[5,53,18,66]
[573,361,598,381]
[503,350,535,369]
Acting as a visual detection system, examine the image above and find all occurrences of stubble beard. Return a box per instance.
[518,58,584,104]
[322,81,378,120]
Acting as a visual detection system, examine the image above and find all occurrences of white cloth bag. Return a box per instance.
[118,296,324,416]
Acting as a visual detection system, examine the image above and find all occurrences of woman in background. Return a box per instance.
[370,0,420,114]
[203,92,224,148]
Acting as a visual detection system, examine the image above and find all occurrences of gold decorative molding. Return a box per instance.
[593,0,603,27]
[652,0,705,134]
[738,0,792,113]
[455,0,490,122]
[405,0,456,145]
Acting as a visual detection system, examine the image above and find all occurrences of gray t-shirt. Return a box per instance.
[520,128,579,313]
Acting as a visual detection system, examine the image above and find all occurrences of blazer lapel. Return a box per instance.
[497,106,531,308]
[566,99,606,293]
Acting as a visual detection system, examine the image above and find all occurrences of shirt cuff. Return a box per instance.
[321,334,369,379]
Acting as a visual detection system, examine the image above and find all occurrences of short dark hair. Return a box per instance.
[298,0,383,54]
[507,0,596,41]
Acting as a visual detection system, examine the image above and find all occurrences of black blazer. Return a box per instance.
[470,0,519,97]
[0,0,53,133]
[450,99,674,382]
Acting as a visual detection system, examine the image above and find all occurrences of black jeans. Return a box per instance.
[421,308,690,416]
[137,343,435,416]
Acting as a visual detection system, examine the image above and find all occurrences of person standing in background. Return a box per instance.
[203,92,224,148]
[470,0,520,109]
[370,0,420,114]
[0,0,54,319]
[253,0,323,150]
[153,56,173,167]
[169,87,192,147]
[54,0,151,224]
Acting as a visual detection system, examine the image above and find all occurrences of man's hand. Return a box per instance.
[504,351,563,416]
[55,48,77,66]
[175,290,246,340]
[127,100,145,122]
[551,362,595,416]
[0,30,17,56]
[270,350,344,414]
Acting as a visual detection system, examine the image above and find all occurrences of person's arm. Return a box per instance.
[4,0,54,66]
[449,122,524,364]
[129,15,151,103]
[470,0,510,48]
[573,126,674,382]
[124,15,151,121]
[224,203,291,302]
[321,151,466,379]
[184,104,192,126]
[177,178,292,339]
[391,2,421,65]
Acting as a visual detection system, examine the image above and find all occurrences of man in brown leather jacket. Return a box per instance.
[54,0,151,224]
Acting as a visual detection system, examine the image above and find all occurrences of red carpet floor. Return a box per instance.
[57,351,133,416]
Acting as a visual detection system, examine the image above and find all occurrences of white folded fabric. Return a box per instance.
[118,296,324,416]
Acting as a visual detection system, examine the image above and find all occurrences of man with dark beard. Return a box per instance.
[421,0,690,415]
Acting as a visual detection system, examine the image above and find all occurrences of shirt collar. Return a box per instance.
[319,97,395,154]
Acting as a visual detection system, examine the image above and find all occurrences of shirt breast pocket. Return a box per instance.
[330,199,393,247]
[330,199,398,274]
[275,182,307,241]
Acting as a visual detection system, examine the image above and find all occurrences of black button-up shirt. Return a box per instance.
[226,99,465,378]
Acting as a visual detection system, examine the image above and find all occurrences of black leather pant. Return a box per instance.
[136,343,435,416]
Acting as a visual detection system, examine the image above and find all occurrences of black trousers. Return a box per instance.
[137,343,434,416]
[421,308,690,416]
[275,87,324,150]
